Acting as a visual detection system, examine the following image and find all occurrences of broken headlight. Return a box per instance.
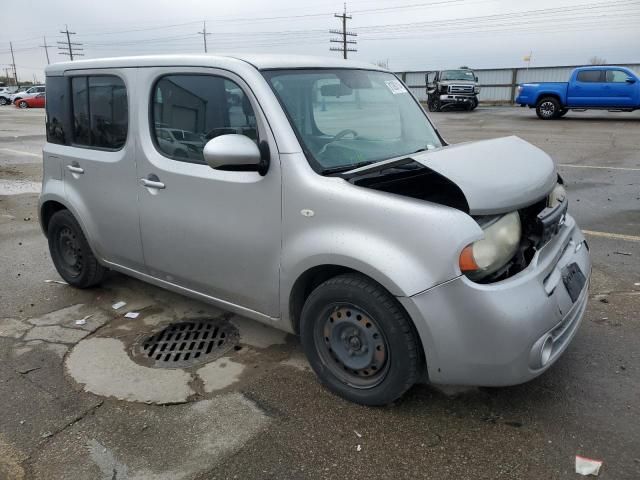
[460,211,522,281]
[548,183,567,208]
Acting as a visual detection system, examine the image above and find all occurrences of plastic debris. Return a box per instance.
[576,455,603,476]
[112,301,127,310]
[44,279,67,285]
[356,444,362,452]
[124,312,140,319]
[354,430,362,438]
[75,314,93,326]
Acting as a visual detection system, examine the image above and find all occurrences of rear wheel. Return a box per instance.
[300,273,421,406]
[48,210,106,288]
[18,100,28,109]
[0,97,8,106]
[536,96,560,119]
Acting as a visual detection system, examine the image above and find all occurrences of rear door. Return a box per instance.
[134,67,282,317]
[567,69,606,106]
[603,69,636,107]
[60,70,145,270]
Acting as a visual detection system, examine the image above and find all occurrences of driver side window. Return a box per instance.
[152,74,257,164]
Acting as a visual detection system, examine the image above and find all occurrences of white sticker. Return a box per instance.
[385,80,408,95]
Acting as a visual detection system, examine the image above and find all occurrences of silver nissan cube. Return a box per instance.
[40,54,591,405]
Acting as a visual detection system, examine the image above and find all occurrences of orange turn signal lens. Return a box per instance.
[459,244,479,272]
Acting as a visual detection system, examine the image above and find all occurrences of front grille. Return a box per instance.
[448,84,474,94]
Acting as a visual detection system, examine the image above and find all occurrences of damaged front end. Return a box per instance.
[343,136,567,284]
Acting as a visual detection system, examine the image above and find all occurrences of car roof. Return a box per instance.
[45,54,385,75]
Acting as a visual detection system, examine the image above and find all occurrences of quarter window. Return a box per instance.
[576,70,604,82]
[152,75,257,163]
[606,70,632,83]
[45,76,67,145]
[71,75,128,150]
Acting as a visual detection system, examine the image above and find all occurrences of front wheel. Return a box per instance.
[427,96,440,112]
[468,97,479,110]
[536,96,561,119]
[18,100,28,109]
[300,273,421,406]
[48,210,106,288]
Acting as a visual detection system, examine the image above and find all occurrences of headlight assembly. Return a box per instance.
[459,211,522,281]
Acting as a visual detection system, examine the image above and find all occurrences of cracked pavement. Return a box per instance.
[1,106,639,479]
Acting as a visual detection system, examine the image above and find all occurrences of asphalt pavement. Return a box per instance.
[0,105,639,479]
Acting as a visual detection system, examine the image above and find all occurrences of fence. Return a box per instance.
[397,63,640,104]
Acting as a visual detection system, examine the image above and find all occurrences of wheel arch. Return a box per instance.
[40,199,68,237]
[535,92,562,106]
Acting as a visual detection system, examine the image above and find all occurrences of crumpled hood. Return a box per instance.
[412,136,557,215]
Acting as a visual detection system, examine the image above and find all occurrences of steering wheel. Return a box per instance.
[318,129,358,157]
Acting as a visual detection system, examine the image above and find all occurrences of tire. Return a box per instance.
[427,96,440,112]
[468,97,479,111]
[0,97,8,106]
[18,101,28,109]
[48,209,106,288]
[300,273,421,406]
[536,96,561,119]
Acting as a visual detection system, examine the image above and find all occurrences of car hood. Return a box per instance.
[411,136,556,215]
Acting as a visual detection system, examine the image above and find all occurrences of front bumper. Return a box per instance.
[439,94,476,104]
[400,214,591,386]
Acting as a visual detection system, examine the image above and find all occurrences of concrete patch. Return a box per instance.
[24,325,89,343]
[0,318,30,338]
[66,337,195,404]
[231,316,288,349]
[280,351,311,372]
[31,394,269,480]
[27,304,112,332]
[197,357,245,393]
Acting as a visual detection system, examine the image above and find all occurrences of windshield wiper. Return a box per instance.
[322,161,374,176]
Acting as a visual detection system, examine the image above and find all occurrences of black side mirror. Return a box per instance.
[626,77,637,84]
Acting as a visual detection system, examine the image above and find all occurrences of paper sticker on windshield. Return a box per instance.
[385,80,408,95]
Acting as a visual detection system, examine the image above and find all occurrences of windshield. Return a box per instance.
[440,70,475,81]
[263,69,442,173]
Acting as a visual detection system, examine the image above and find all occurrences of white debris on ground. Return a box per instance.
[124,312,139,319]
[75,314,93,326]
[112,301,127,310]
[575,455,603,476]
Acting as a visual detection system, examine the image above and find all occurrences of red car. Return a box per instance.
[16,93,45,109]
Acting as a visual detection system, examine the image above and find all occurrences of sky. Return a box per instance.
[1,0,639,83]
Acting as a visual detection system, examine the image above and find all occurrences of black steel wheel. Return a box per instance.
[48,209,106,288]
[428,96,440,112]
[300,273,421,405]
[536,96,560,119]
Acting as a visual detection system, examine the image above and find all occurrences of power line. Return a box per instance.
[197,21,212,53]
[330,3,358,59]
[58,25,84,60]
[39,36,51,64]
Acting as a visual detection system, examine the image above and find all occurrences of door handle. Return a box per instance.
[66,165,84,174]
[140,177,166,189]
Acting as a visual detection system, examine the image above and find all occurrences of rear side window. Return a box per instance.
[151,74,257,163]
[71,75,128,150]
[606,70,632,83]
[45,76,67,145]
[576,70,604,82]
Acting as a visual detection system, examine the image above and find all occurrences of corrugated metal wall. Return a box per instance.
[398,63,640,103]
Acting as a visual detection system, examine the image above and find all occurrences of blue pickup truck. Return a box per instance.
[516,66,640,119]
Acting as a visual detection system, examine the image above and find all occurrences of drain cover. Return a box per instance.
[134,318,239,368]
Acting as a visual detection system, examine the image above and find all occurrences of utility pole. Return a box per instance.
[57,25,84,61]
[330,3,357,59]
[198,21,211,53]
[9,42,19,87]
[40,36,51,64]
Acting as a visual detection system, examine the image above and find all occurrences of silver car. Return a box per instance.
[39,55,591,405]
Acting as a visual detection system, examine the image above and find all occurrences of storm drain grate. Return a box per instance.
[135,318,239,368]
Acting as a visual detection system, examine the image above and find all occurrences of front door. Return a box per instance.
[603,69,637,107]
[135,67,282,317]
